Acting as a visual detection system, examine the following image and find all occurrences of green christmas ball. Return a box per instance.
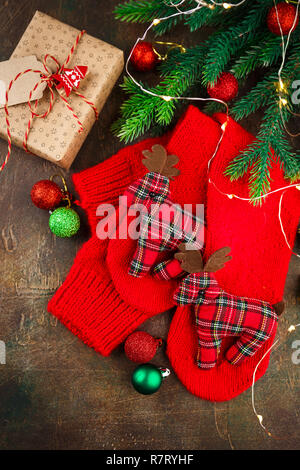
[49,207,80,238]
[131,363,163,395]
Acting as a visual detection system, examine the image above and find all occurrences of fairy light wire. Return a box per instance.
[275,0,300,136]
[124,0,300,257]
[125,0,300,437]
[251,323,300,437]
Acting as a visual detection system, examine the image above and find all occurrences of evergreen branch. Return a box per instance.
[114,0,300,197]
[112,45,206,142]
[226,101,300,201]
[184,4,223,31]
[231,73,277,120]
[114,0,190,35]
[114,0,174,23]
[202,0,274,85]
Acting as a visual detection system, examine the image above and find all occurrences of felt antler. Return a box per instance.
[142,144,180,180]
[174,244,232,274]
[174,243,204,273]
[204,247,232,273]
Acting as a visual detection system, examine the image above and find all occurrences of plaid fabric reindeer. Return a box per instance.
[122,145,203,278]
[169,245,283,369]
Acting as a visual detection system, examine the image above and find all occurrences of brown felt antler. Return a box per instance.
[142,144,180,180]
[203,247,232,272]
[174,244,231,274]
[174,243,204,274]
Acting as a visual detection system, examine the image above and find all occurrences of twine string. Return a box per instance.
[1,29,98,173]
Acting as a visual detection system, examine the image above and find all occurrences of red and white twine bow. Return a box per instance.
[1,30,98,173]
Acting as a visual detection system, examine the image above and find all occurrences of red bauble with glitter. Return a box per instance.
[124,331,162,363]
[130,41,158,72]
[267,2,299,36]
[31,180,62,210]
[207,72,238,102]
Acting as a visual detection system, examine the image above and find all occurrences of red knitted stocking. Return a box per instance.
[167,113,300,401]
[106,107,218,313]
[48,106,219,353]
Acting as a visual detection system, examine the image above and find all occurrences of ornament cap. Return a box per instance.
[159,367,170,379]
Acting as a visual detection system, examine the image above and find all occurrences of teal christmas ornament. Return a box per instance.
[131,363,170,395]
[49,207,80,238]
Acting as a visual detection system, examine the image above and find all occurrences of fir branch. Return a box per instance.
[114,0,190,35]
[226,102,300,201]
[231,73,277,120]
[202,0,274,85]
[184,4,223,31]
[112,45,206,142]
[114,0,300,198]
[114,0,172,23]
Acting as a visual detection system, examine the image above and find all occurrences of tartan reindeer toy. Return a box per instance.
[170,245,284,369]
[122,144,203,278]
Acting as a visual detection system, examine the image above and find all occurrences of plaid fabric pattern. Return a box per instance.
[153,257,185,281]
[124,172,204,278]
[173,272,278,368]
[123,172,171,208]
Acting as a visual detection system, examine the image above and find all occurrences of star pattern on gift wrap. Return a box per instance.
[0,11,123,167]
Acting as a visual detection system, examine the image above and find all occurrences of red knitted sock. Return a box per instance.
[167,113,300,401]
[48,135,167,355]
[48,106,220,353]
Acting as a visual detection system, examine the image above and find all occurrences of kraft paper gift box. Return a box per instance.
[0,10,124,169]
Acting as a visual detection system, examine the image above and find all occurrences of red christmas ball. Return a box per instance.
[267,2,299,36]
[31,180,62,210]
[130,41,158,72]
[207,72,238,102]
[124,331,162,363]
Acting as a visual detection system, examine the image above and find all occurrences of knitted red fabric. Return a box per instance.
[48,106,217,352]
[167,113,300,401]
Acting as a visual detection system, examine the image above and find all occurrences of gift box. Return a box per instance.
[0,11,124,169]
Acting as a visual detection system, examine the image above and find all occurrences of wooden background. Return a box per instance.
[0,0,299,450]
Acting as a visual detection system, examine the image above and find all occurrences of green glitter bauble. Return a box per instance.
[49,207,80,238]
[131,363,163,395]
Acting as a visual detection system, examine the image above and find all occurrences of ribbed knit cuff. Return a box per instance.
[72,136,167,235]
[48,263,149,356]
[73,151,133,235]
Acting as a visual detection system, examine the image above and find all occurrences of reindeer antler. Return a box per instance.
[142,144,180,180]
[174,244,232,274]
[174,243,204,273]
[203,247,232,273]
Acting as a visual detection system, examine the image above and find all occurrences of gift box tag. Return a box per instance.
[0,55,46,107]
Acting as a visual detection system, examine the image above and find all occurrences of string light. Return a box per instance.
[274,0,300,135]
[124,0,300,258]
[280,97,288,106]
[251,323,300,438]
[125,0,300,439]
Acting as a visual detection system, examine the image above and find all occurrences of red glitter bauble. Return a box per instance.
[207,72,238,102]
[130,41,158,72]
[267,2,299,36]
[124,331,162,363]
[31,180,62,210]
